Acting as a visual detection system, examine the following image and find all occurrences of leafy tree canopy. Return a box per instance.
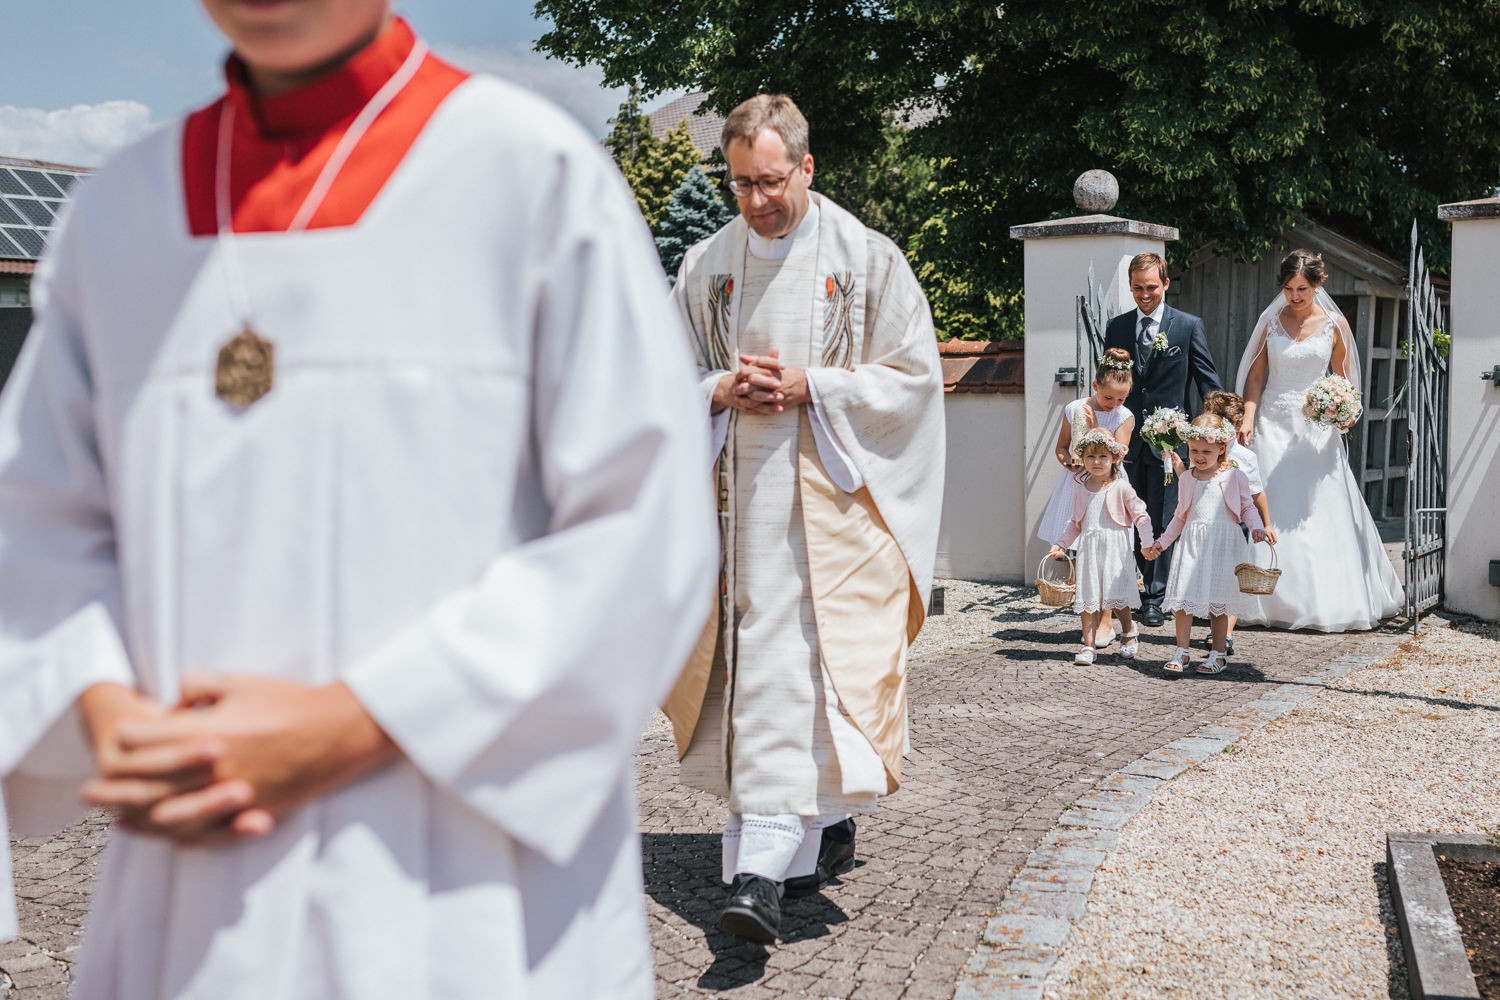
[542,1,1500,339]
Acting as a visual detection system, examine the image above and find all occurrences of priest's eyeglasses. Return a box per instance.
[725,168,797,198]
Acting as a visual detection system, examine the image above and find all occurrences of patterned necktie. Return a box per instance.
[1138,315,1154,353]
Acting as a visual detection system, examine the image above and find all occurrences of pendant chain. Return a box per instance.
[212,40,429,328]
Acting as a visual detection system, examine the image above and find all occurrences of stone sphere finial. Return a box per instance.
[1073,170,1119,213]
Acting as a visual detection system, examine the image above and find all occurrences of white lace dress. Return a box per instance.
[1161,470,1251,618]
[1072,483,1141,613]
[1037,398,1133,545]
[1239,315,1404,631]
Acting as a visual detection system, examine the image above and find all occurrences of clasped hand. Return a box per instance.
[714,349,809,415]
[79,676,397,846]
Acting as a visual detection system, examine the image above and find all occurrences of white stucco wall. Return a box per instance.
[1442,205,1500,620]
[935,392,1026,581]
[1016,226,1171,574]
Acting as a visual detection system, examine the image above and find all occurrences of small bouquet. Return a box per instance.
[1302,375,1362,432]
[1140,406,1190,483]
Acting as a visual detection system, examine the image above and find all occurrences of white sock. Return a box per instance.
[723,813,804,883]
[785,813,854,879]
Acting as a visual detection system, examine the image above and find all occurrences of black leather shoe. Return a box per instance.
[785,818,857,897]
[718,874,782,943]
[1142,605,1165,627]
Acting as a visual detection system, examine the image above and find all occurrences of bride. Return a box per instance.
[1235,249,1404,631]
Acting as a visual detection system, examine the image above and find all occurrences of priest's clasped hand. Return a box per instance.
[79,675,400,845]
[712,348,810,415]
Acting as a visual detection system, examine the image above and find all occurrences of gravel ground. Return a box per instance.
[1043,615,1500,999]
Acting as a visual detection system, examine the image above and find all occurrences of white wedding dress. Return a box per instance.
[1240,314,1404,631]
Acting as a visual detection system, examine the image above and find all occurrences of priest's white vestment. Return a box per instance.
[664,194,945,823]
[0,37,715,1000]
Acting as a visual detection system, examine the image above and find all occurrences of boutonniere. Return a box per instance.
[1151,331,1169,355]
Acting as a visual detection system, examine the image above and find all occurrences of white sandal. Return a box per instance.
[1163,647,1191,673]
[1092,627,1117,649]
[1118,631,1140,659]
[1196,650,1228,675]
[1073,646,1096,665]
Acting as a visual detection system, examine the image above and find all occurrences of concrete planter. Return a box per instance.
[1386,831,1499,1000]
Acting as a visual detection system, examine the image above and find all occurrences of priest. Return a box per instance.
[0,2,716,997]
[665,94,945,943]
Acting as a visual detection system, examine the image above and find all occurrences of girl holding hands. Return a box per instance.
[1038,348,1137,649]
[1146,414,1268,674]
[1048,430,1156,665]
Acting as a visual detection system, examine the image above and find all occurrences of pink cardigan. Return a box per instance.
[1156,467,1264,549]
[1055,479,1156,550]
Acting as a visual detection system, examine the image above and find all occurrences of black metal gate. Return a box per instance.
[1402,223,1450,631]
[1070,261,1109,399]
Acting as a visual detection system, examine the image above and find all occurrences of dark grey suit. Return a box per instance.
[1104,304,1222,610]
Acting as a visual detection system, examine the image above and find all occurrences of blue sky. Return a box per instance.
[0,3,638,166]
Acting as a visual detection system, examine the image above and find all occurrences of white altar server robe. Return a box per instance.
[0,75,715,999]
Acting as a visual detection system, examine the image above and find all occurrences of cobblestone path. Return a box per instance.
[638,582,1392,998]
[2,582,1391,998]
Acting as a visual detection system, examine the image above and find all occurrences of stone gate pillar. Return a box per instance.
[1438,196,1500,621]
[1010,175,1178,575]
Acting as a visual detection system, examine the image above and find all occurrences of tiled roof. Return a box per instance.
[0,260,36,275]
[940,339,1024,394]
[647,92,721,161]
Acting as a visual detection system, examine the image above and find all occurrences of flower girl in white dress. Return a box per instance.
[1148,414,1269,674]
[1038,348,1136,648]
[1048,430,1156,665]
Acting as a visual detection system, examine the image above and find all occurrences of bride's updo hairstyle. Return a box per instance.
[1095,346,1134,389]
[1278,248,1328,288]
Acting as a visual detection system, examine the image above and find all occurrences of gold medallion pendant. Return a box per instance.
[215,327,275,408]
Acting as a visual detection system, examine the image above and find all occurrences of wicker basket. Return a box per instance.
[1036,554,1076,607]
[1235,542,1281,595]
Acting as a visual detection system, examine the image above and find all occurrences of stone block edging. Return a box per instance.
[954,630,1407,1000]
[1387,832,1497,1000]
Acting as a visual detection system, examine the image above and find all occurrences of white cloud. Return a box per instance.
[0,101,155,168]
[434,43,628,137]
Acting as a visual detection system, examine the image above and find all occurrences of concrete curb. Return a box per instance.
[1387,832,1497,1000]
[954,628,1408,1000]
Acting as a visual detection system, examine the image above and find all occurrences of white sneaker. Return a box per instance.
[1073,647,1096,665]
[1118,631,1140,659]
[1163,646,1191,673]
[1093,628,1117,649]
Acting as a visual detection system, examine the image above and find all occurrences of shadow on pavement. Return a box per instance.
[642,832,850,992]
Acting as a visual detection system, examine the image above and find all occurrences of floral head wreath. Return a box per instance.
[1072,428,1126,458]
[1097,355,1133,373]
[1182,423,1233,445]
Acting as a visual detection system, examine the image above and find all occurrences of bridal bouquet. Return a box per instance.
[1302,375,1362,432]
[1140,407,1190,484]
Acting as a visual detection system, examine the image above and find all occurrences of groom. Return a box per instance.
[1105,253,1222,626]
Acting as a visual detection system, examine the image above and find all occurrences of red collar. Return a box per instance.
[223,18,419,141]
[182,17,468,235]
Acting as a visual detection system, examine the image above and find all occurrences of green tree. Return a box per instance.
[604,83,653,166]
[629,118,704,228]
[538,1,1500,340]
[606,94,705,230]
[656,166,735,278]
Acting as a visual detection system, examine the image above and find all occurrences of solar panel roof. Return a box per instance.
[0,161,88,263]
